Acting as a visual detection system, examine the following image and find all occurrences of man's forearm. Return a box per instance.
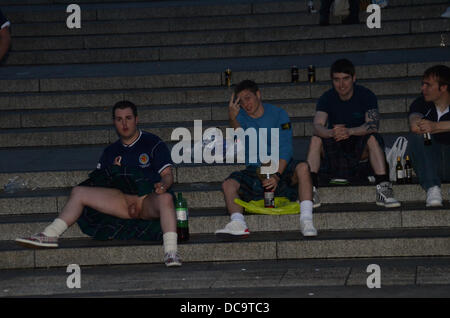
[313,124,333,138]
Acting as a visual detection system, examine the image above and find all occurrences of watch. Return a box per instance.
[274,172,282,180]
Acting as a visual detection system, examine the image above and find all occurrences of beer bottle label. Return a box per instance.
[176,208,188,221]
[264,191,275,207]
[396,169,404,180]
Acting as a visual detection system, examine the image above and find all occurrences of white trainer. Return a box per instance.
[300,219,317,237]
[215,220,250,237]
[426,186,443,207]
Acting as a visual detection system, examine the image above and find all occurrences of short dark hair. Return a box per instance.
[330,59,355,78]
[112,100,137,119]
[423,65,450,93]
[234,80,259,95]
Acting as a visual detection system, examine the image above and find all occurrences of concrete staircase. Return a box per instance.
[1,0,449,296]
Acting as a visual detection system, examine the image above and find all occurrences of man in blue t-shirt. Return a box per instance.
[215,80,318,238]
[306,59,400,208]
[0,9,11,62]
[16,101,181,267]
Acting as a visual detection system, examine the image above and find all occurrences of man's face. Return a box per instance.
[421,76,446,103]
[332,72,356,100]
[113,107,138,140]
[237,89,262,117]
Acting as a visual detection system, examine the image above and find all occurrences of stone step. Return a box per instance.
[0,95,417,130]
[0,134,404,174]
[0,115,410,147]
[4,31,448,66]
[3,60,449,94]
[1,256,450,297]
[10,17,449,52]
[3,0,446,24]
[2,227,449,269]
[8,4,448,37]
[2,202,450,241]
[1,183,449,214]
[0,77,423,111]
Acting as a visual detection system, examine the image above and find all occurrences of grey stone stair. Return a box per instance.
[2,227,449,270]
[1,182,449,214]
[2,202,450,240]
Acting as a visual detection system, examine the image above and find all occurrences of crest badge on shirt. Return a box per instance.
[139,153,150,168]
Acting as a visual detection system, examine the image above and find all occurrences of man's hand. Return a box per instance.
[417,119,436,134]
[333,124,350,142]
[262,175,279,191]
[228,92,241,121]
[154,182,168,194]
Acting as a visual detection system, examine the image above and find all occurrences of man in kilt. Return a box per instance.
[306,59,400,208]
[16,101,182,267]
[215,80,318,238]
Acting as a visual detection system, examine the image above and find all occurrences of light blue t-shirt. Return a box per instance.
[236,103,293,166]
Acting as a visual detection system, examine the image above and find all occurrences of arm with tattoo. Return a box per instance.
[346,108,380,137]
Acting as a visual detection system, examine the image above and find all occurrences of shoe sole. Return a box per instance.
[15,238,58,248]
[215,231,250,239]
[426,202,443,207]
[313,202,321,208]
[301,231,318,237]
[376,201,401,208]
[165,261,182,267]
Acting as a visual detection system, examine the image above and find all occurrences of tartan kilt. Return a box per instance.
[226,160,300,203]
[76,166,164,241]
[321,133,384,180]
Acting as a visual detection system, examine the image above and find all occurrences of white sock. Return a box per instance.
[163,232,178,254]
[231,212,246,225]
[300,200,313,221]
[43,218,68,238]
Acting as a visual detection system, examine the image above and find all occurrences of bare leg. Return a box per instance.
[58,186,133,227]
[306,136,323,173]
[222,178,243,215]
[140,192,176,233]
[292,162,313,202]
[365,135,387,175]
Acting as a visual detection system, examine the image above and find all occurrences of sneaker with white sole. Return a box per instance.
[300,219,318,237]
[426,186,443,207]
[215,220,250,237]
[164,251,182,267]
[313,186,321,208]
[15,232,58,248]
[376,182,401,208]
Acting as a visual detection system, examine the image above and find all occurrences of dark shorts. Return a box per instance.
[321,133,384,181]
[226,159,300,202]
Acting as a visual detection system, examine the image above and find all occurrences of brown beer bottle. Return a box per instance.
[395,156,405,184]
[404,155,413,184]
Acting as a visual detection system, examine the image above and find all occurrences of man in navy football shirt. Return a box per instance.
[16,101,181,267]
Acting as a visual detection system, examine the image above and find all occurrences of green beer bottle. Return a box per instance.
[176,192,189,242]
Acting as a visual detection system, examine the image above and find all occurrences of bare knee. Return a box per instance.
[157,193,174,209]
[310,136,323,149]
[295,162,310,176]
[222,179,239,193]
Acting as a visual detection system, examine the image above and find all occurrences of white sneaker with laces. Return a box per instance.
[300,219,317,237]
[215,220,250,237]
[426,186,443,207]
